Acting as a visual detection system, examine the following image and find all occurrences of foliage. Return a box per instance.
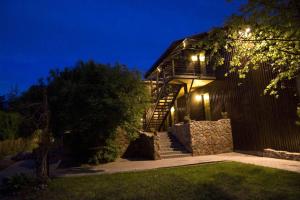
[0,173,35,195]
[10,84,46,138]
[0,110,22,140]
[0,96,5,110]
[0,173,48,198]
[46,61,149,161]
[0,131,40,159]
[21,162,300,200]
[205,0,300,98]
[88,140,119,164]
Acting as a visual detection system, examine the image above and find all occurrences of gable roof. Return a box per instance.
[144,32,208,79]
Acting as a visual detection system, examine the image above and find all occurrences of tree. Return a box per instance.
[47,61,149,162]
[204,0,300,97]
[0,96,6,110]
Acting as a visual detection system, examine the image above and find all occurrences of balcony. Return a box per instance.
[160,60,216,83]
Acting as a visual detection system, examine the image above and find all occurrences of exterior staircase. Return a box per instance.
[157,132,191,159]
[145,84,182,131]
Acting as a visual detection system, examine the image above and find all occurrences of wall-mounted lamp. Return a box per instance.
[183,40,187,48]
[203,93,210,101]
[199,52,205,62]
[239,27,251,37]
[195,94,202,102]
[157,68,161,72]
[245,27,251,33]
[191,55,198,62]
[170,106,175,113]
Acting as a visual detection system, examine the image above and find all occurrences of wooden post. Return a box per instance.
[172,60,175,77]
[156,71,159,99]
[174,99,178,124]
[184,84,190,120]
[150,80,153,96]
[200,51,206,76]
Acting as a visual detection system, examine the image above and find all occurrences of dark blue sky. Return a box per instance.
[0,0,244,95]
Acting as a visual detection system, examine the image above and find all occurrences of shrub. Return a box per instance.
[0,111,22,140]
[0,131,40,159]
[88,140,119,164]
[1,173,35,195]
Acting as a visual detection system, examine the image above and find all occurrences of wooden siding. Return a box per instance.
[189,64,300,152]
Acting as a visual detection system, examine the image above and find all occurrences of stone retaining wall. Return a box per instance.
[263,148,300,161]
[172,119,233,156]
[123,132,160,160]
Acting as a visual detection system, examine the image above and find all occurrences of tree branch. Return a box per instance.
[277,48,300,56]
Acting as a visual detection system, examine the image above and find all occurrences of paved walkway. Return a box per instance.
[0,160,60,183]
[55,152,300,177]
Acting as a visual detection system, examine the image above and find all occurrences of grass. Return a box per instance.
[16,162,300,200]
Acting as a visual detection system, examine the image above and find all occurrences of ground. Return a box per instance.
[12,161,300,200]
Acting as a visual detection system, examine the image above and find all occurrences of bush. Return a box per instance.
[0,111,22,140]
[0,131,40,159]
[1,173,35,195]
[88,140,119,164]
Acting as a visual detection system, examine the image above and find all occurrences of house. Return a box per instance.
[143,32,300,159]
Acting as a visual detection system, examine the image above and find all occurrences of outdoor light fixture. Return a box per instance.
[170,106,175,113]
[140,118,144,122]
[191,55,198,62]
[204,93,210,101]
[239,27,251,37]
[157,68,161,72]
[183,40,187,48]
[195,95,202,102]
[245,27,251,33]
[199,52,205,62]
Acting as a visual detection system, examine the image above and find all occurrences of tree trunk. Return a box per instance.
[36,88,51,182]
[36,139,49,181]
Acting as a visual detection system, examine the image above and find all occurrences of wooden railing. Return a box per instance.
[162,62,215,82]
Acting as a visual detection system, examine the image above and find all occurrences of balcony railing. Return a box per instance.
[162,62,215,82]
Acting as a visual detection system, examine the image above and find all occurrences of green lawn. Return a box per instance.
[31,162,300,200]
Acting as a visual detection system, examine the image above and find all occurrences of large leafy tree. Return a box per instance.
[206,0,300,97]
[47,61,149,160]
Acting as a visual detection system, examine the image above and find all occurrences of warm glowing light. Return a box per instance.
[204,93,209,101]
[140,118,144,122]
[191,55,198,62]
[170,107,175,113]
[199,52,205,62]
[195,95,202,102]
[157,68,161,72]
[245,27,251,33]
[183,40,186,48]
[239,27,251,37]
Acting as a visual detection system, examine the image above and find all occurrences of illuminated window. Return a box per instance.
[191,55,198,62]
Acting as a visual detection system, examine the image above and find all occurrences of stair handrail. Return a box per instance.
[145,81,167,131]
[159,84,182,130]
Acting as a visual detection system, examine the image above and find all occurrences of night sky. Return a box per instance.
[0,0,244,95]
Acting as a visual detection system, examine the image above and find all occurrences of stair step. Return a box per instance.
[160,147,184,151]
[160,150,189,155]
[160,153,192,159]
